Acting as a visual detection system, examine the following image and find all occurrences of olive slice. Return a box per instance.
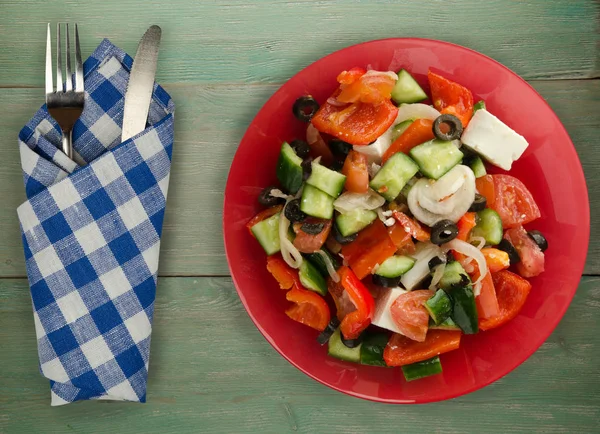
[284,199,307,223]
[528,230,548,252]
[432,114,463,141]
[372,274,402,288]
[428,256,444,271]
[329,139,353,158]
[317,317,341,345]
[341,331,365,348]
[292,96,320,122]
[301,158,313,181]
[430,219,459,245]
[300,222,325,235]
[289,139,310,159]
[333,223,357,244]
[497,239,521,265]
[257,186,286,207]
[468,194,487,212]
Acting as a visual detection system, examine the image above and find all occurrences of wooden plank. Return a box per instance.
[0,79,598,277]
[0,0,598,87]
[0,276,598,433]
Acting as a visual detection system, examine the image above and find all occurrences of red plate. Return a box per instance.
[223,38,589,403]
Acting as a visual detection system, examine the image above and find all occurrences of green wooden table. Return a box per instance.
[1,1,599,432]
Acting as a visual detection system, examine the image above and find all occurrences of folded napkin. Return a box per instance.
[17,39,174,406]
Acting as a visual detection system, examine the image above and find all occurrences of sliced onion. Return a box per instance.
[362,69,398,81]
[327,96,347,107]
[334,190,386,214]
[429,260,447,290]
[317,250,340,283]
[269,189,292,201]
[401,242,442,290]
[473,281,483,297]
[306,123,319,145]
[279,204,303,269]
[368,162,381,177]
[443,238,487,284]
[396,103,441,124]
[470,236,486,250]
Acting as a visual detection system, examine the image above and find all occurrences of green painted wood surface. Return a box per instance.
[0,0,598,432]
[1,277,599,433]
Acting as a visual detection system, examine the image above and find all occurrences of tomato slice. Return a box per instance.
[246,205,283,236]
[481,248,511,273]
[266,255,301,290]
[292,218,332,254]
[381,119,435,164]
[428,70,474,127]
[337,70,396,105]
[475,271,500,320]
[306,124,334,166]
[392,211,430,242]
[384,330,462,367]
[475,175,496,209]
[491,175,541,229]
[342,150,369,193]
[285,287,331,332]
[389,290,434,342]
[341,220,397,279]
[504,226,545,278]
[479,270,532,331]
[311,96,398,146]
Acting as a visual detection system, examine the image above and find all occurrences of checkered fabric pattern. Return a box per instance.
[17,39,175,406]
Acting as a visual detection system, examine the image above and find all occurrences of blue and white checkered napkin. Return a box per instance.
[16,39,175,406]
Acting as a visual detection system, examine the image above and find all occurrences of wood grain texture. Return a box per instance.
[0,80,598,277]
[0,276,599,433]
[0,0,598,87]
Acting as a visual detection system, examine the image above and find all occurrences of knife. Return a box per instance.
[121,25,162,142]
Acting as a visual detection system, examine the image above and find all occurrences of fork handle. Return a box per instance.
[61,130,73,159]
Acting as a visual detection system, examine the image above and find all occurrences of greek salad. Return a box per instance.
[246,67,546,382]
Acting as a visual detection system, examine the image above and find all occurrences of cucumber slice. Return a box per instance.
[370,152,420,201]
[409,139,464,180]
[276,142,303,194]
[375,255,415,278]
[391,70,428,104]
[250,212,280,255]
[299,260,328,296]
[335,209,377,237]
[429,316,461,331]
[360,332,389,367]
[448,285,479,334]
[391,119,414,142]
[425,290,452,325]
[306,249,339,277]
[467,155,487,178]
[401,356,443,381]
[438,261,470,291]
[300,184,335,219]
[473,100,486,113]
[306,162,346,198]
[328,328,362,363]
[472,208,503,246]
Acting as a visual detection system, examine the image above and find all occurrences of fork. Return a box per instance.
[45,23,84,160]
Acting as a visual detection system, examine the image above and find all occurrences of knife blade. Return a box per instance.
[121,25,162,142]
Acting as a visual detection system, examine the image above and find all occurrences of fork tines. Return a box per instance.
[46,23,83,95]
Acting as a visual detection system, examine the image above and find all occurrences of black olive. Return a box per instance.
[428,256,444,271]
[446,251,456,263]
[449,274,471,290]
[420,274,433,289]
[432,114,463,141]
[330,159,345,172]
[497,239,521,265]
[528,230,548,252]
[468,194,487,212]
[333,224,357,244]
[300,222,325,235]
[284,199,307,223]
[341,331,365,348]
[430,220,459,245]
[257,186,286,207]
[301,158,313,181]
[292,96,320,122]
[329,139,353,158]
[289,139,310,159]
[372,274,402,288]
[317,317,341,345]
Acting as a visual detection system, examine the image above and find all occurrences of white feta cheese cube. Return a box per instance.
[460,109,529,171]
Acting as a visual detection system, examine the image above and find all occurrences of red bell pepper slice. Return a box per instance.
[285,287,331,332]
[384,330,462,367]
[341,150,369,193]
[266,255,301,290]
[428,70,474,127]
[341,219,397,279]
[479,270,531,331]
[338,266,375,339]
[381,119,435,163]
[392,211,430,242]
[475,270,500,320]
[246,205,283,236]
